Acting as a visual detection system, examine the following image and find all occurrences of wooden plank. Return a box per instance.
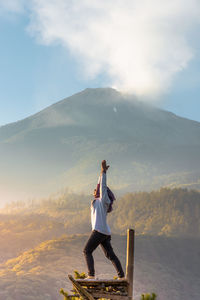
[125,229,135,300]
[65,294,80,298]
[76,279,128,286]
[68,275,95,300]
[92,293,129,300]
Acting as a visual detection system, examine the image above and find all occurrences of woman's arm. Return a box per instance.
[100,160,110,204]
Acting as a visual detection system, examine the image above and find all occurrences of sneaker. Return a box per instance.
[85,276,95,280]
[117,277,126,280]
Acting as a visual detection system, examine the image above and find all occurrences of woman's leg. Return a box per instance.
[100,235,125,278]
[83,230,105,276]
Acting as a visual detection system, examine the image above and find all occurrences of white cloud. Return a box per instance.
[2,0,200,98]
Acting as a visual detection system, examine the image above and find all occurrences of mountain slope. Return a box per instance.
[0,233,199,300]
[1,88,200,202]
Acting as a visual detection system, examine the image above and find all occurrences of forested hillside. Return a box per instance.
[0,234,199,300]
[1,187,200,299]
[111,188,200,236]
[2,187,200,239]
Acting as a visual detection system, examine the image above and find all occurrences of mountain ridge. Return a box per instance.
[1,87,200,203]
[2,87,200,130]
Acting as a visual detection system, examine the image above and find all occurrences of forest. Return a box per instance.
[2,187,200,238]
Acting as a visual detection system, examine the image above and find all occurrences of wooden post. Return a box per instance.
[126,229,135,300]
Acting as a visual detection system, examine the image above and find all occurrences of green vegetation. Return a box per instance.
[111,187,200,237]
[60,289,69,300]
[141,293,157,300]
[74,270,86,279]
[2,187,200,239]
[60,270,85,300]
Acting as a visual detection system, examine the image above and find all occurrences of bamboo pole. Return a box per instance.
[126,229,135,300]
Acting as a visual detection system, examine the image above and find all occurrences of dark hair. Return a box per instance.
[107,187,116,213]
[94,183,116,213]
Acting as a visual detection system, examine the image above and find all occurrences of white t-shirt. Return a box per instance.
[91,172,111,235]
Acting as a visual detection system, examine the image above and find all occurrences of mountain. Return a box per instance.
[0,233,199,300]
[1,87,200,202]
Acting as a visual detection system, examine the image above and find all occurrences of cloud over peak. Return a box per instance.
[2,0,200,97]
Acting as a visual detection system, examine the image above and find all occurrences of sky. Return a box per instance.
[0,0,200,126]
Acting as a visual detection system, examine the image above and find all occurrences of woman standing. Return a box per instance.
[83,160,125,279]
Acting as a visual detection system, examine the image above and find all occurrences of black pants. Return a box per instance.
[83,230,124,277]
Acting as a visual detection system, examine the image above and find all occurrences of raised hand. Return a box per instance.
[101,160,110,173]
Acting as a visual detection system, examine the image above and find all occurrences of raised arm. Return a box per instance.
[100,160,110,204]
[100,172,107,199]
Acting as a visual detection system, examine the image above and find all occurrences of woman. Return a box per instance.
[83,160,125,279]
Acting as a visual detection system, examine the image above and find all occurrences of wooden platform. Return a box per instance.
[62,229,135,300]
[69,275,129,300]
